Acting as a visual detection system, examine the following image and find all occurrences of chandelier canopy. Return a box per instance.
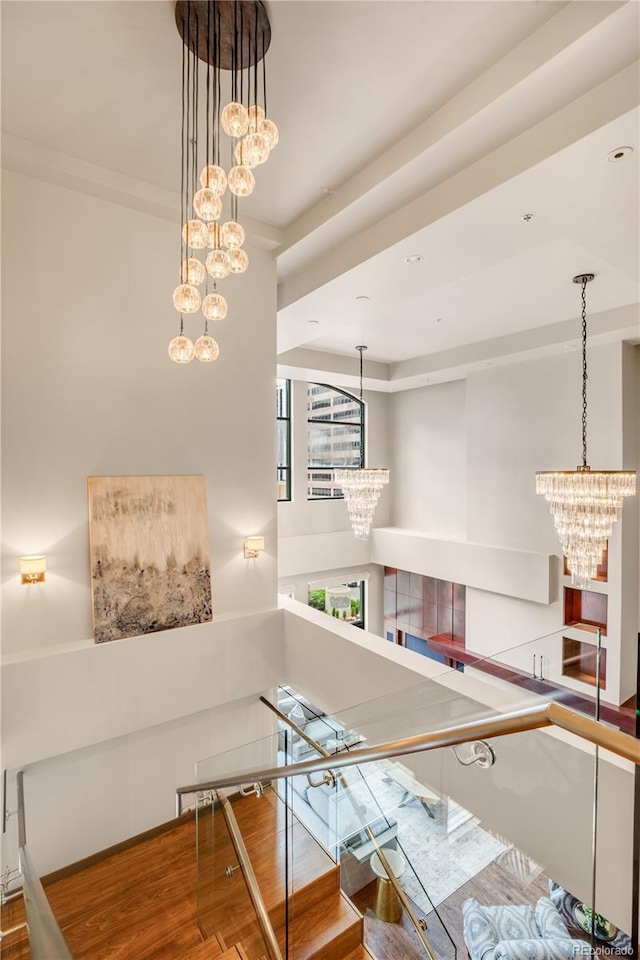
[536,274,636,587]
[169,1,278,364]
[334,346,389,540]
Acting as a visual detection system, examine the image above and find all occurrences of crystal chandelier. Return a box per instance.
[334,346,390,540]
[169,1,278,364]
[536,274,636,587]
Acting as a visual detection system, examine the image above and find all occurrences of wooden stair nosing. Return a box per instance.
[179,935,226,959]
[340,947,378,960]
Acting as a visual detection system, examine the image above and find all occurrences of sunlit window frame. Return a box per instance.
[307,383,364,501]
[277,378,292,502]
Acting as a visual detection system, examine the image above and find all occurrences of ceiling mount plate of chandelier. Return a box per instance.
[169,1,278,364]
[536,274,636,587]
[334,346,390,540]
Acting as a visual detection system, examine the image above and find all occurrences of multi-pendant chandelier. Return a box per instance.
[169,1,278,364]
[334,346,390,540]
[536,274,636,587]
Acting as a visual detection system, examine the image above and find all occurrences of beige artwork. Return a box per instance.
[88,475,212,643]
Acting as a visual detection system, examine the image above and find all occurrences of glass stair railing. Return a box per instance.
[194,727,369,960]
[265,692,456,959]
[0,771,73,960]
[181,687,640,959]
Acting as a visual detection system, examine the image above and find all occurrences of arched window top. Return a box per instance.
[307,383,364,499]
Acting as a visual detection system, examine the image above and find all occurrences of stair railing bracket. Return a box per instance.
[452,739,496,768]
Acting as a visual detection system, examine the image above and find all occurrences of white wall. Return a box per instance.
[2,609,283,770]
[620,343,640,699]
[464,344,630,701]
[389,379,466,538]
[3,694,275,877]
[0,171,282,876]
[1,171,278,656]
[466,345,622,552]
[370,343,633,703]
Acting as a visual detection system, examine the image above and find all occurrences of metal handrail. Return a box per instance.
[214,791,283,960]
[177,700,640,799]
[260,696,439,960]
[16,771,74,960]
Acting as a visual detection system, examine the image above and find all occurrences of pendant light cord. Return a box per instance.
[357,345,365,467]
[581,277,588,469]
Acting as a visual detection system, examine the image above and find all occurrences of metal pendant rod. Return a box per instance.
[572,273,594,468]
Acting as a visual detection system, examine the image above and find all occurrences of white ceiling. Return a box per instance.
[279,109,640,363]
[1,0,565,226]
[2,0,639,386]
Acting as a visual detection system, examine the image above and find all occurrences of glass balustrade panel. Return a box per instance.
[269,679,635,954]
[195,790,272,958]
[345,726,616,955]
[314,626,614,752]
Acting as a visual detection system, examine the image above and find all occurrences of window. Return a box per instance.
[307,383,363,499]
[308,579,365,630]
[277,378,291,501]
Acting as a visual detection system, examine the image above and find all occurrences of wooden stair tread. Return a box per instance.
[340,947,377,960]
[180,943,243,960]
[180,937,226,959]
[277,891,363,960]
[227,790,338,923]
[247,821,338,919]
[230,789,286,843]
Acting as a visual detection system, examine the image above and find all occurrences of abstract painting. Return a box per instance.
[88,475,212,643]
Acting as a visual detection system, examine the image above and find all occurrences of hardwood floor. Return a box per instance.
[1,815,205,960]
[0,790,365,960]
[350,882,429,960]
[0,892,29,960]
[352,859,556,960]
[2,793,630,960]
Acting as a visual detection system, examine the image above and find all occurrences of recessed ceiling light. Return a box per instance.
[404,254,423,264]
[521,213,534,222]
[355,295,370,302]
[608,146,633,163]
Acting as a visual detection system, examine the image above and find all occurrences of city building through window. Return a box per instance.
[307,383,363,499]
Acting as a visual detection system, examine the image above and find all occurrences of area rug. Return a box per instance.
[353,762,507,911]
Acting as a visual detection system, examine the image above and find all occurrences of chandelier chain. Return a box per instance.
[581,277,588,468]
[358,345,365,465]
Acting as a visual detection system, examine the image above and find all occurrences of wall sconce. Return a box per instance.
[244,536,265,559]
[20,556,46,584]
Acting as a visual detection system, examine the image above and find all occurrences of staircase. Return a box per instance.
[2,790,378,960]
[201,789,370,960]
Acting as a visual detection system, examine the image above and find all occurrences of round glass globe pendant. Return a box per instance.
[202,292,228,322]
[171,0,277,364]
[194,334,220,363]
[168,334,195,364]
